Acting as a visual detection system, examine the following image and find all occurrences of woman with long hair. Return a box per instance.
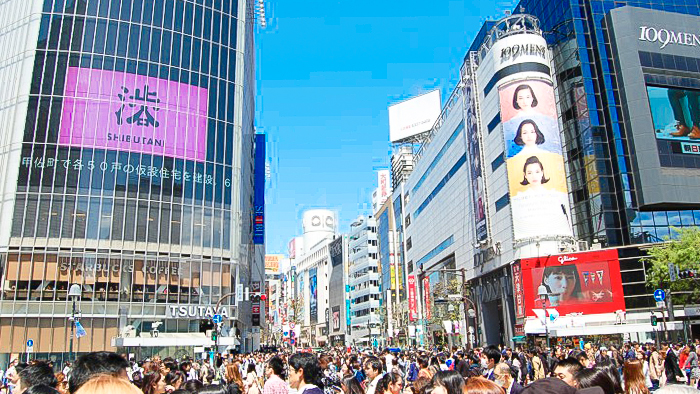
[226,362,244,388]
[165,371,185,393]
[244,363,261,394]
[142,370,167,394]
[623,360,650,394]
[341,375,365,394]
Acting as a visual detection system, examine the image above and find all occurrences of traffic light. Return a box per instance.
[651,315,658,327]
[679,270,697,279]
[211,330,218,341]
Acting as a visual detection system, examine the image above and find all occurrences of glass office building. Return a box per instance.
[0,0,258,363]
[514,0,700,249]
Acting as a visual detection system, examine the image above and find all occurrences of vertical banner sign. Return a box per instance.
[390,263,397,290]
[310,268,318,324]
[329,237,343,267]
[332,306,341,331]
[408,275,417,321]
[464,74,488,242]
[498,78,572,241]
[512,261,525,319]
[423,277,431,320]
[253,133,266,244]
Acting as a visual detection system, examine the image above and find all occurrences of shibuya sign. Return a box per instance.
[167,305,231,319]
[639,26,700,49]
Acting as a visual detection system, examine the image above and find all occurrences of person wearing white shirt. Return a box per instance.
[364,356,384,394]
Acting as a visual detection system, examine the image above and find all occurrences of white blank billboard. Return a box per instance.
[388,90,441,143]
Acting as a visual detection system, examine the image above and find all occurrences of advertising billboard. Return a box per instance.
[389,90,441,143]
[329,237,344,267]
[408,275,417,321]
[310,268,318,324]
[60,67,208,162]
[519,249,625,316]
[265,254,283,273]
[464,74,488,242]
[332,306,341,331]
[498,79,573,241]
[253,133,266,244]
[288,238,297,259]
[647,86,700,148]
[423,277,431,320]
[512,261,525,319]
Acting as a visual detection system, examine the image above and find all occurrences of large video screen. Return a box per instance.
[518,249,626,316]
[648,85,700,151]
[60,67,208,162]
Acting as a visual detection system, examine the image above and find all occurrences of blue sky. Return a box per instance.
[256,0,516,254]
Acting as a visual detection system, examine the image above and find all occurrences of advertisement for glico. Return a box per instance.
[517,249,626,317]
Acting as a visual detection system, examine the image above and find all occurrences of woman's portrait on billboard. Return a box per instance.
[513,84,539,115]
[519,156,549,190]
[513,119,546,155]
[538,264,582,307]
[500,80,562,158]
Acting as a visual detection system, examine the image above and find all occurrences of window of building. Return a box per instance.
[495,193,510,212]
[491,153,505,172]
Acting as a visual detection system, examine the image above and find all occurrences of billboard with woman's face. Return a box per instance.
[517,249,626,316]
[498,79,573,241]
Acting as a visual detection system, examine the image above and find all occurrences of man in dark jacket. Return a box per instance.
[662,344,685,384]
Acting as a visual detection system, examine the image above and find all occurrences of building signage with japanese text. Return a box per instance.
[60,67,208,162]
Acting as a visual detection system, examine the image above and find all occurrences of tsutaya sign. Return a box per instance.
[639,26,700,49]
[168,305,231,319]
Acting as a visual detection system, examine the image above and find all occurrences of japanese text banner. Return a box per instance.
[59,67,208,162]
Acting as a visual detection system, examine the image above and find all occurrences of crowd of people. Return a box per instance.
[2,341,700,394]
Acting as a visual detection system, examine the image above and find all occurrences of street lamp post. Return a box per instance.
[537,284,549,349]
[68,284,82,362]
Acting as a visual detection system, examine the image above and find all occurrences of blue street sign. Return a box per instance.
[654,289,666,302]
[290,338,296,345]
[26,339,33,347]
[212,314,222,324]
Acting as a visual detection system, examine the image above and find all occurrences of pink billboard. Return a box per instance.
[59,67,208,162]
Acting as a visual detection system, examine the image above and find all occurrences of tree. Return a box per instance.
[643,227,700,305]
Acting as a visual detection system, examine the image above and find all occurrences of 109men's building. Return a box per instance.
[0,0,262,364]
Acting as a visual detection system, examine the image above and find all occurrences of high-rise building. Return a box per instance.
[0,0,260,362]
[292,210,337,347]
[514,0,700,248]
[348,215,380,346]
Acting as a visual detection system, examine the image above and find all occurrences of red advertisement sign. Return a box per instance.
[520,249,625,317]
[407,275,417,321]
[512,261,525,319]
[423,277,431,320]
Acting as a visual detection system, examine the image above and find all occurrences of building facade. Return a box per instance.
[348,216,380,346]
[292,210,336,347]
[0,0,260,363]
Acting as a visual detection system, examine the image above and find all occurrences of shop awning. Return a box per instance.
[525,319,684,336]
[112,333,240,347]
